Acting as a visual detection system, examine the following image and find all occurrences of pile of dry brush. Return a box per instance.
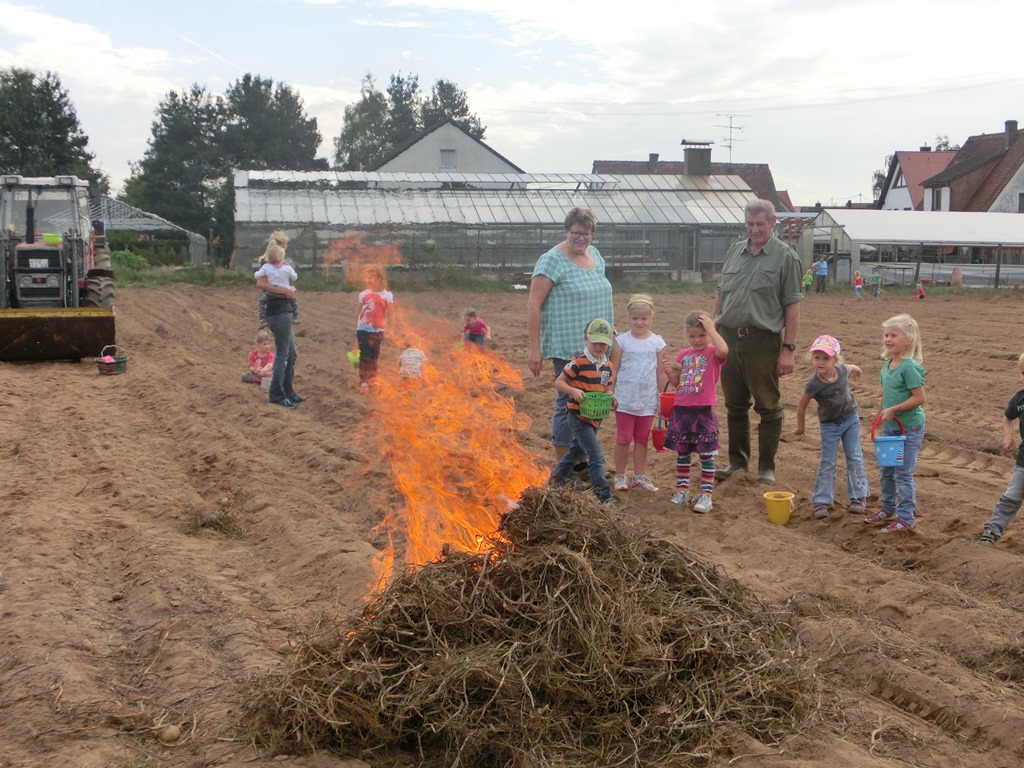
[242,487,820,767]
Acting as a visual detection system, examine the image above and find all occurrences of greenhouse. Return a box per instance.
[233,170,755,279]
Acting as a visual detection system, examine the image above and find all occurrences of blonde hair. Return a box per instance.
[363,264,389,290]
[263,243,285,264]
[882,314,923,362]
[626,293,654,313]
[269,230,289,248]
[1017,352,1024,367]
[684,310,707,329]
[464,307,478,320]
[255,330,272,345]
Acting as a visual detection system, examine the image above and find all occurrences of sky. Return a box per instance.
[2,0,1022,206]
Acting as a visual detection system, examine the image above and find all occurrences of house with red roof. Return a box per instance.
[592,143,792,213]
[921,120,1024,212]
[876,148,956,210]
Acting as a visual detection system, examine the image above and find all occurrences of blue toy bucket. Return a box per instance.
[871,415,906,468]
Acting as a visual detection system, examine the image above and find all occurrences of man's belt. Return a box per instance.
[729,326,772,337]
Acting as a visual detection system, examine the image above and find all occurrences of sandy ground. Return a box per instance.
[3,282,1024,768]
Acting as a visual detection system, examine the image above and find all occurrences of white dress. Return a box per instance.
[614,331,667,416]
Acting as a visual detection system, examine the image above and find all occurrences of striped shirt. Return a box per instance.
[532,244,614,362]
[562,352,614,428]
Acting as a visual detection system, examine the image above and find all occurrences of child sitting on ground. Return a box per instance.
[462,308,491,347]
[255,232,299,328]
[399,337,428,379]
[241,330,274,384]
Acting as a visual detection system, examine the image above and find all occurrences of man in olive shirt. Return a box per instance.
[712,199,803,484]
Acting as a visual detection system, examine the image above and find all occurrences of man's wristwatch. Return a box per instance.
[782,343,797,351]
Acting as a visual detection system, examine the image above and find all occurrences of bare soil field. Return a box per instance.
[3,283,1024,768]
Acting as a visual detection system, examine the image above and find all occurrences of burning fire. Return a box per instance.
[334,236,549,589]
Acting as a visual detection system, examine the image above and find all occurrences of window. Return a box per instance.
[893,168,905,188]
[440,149,456,169]
[1018,192,1024,213]
[932,188,943,211]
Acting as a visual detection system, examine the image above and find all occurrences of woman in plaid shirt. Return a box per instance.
[527,208,614,466]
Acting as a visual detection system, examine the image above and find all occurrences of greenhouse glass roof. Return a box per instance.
[234,170,754,228]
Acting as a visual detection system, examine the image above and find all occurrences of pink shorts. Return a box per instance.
[615,412,655,445]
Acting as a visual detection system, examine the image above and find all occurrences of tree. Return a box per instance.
[385,72,422,146]
[333,75,391,170]
[0,67,108,191]
[120,84,227,236]
[421,79,485,139]
[222,73,327,171]
[333,71,487,169]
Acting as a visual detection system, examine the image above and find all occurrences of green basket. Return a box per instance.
[579,392,613,419]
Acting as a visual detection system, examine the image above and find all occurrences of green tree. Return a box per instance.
[421,79,486,139]
[222,73,327,171]
[0,67,108,191]
[385,72,422,146]
[120,84,227,236]
[333,71,486,169]
[333,75,391,170]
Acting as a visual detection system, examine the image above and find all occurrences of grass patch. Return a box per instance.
[185,506,245,538]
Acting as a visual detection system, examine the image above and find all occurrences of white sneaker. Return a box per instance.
[632,474,659,492]
[671,489,691,505]
[614,474,629,491]
[691,493,713,513]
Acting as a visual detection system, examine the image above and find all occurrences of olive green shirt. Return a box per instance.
[715,235,804,333]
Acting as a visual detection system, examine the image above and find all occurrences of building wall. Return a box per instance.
[988,165,1024,213]
[881,185,913,210]
[375,123,520,174]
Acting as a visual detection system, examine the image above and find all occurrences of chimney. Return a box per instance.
[682,145,712,175]
[648,153,659,171]
[919,146,931,152]
[1006,120,1019,149]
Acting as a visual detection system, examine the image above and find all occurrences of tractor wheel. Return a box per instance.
[84,240,116,308]
[84,275,115,308]
[93,239,112,270]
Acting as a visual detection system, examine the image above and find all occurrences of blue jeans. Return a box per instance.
[879,423,924,525]
[812,413,870,506]
[267,312,297,403]
[983,464,1024,538]
[550,358,572,447]
[550,414,611,501]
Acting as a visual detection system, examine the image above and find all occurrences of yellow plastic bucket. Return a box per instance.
[764,491,794,525]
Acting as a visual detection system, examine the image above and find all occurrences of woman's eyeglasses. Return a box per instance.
[568,230,592,239]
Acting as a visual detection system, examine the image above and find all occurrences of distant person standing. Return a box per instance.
[853,270,864,300]
[814,254,829,294]
[871,267,881,298]
[802,268,813,296]
[713,199,803,485]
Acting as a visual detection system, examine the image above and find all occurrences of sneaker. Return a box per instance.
[287,393,306,403]
[691,493,713,513]
[671,489,691,506]
[848,498,866,515]
[357,383,370,394]
[813,504,830,520]
[614,474,630,491]
[271,398,296,409]
[879,519,915,534]
[979,529,998,546]
[599,496,618,508]
[632,474,659,492]
[864,508,897,525]
[257,323,268,331]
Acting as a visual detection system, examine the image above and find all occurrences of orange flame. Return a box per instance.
[355,299,549,590]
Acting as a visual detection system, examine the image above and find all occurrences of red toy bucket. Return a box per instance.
[870,415,906,467]
[660,391,675,419]
[651,427,669,452]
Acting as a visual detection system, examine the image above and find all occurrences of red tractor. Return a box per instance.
[0,174,115,360]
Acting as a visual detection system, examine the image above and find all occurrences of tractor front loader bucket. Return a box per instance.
[0,307,115,361]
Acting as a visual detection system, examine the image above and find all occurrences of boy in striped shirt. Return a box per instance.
[549,318,617,503]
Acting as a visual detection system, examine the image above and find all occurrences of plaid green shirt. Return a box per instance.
[532,245,614,361]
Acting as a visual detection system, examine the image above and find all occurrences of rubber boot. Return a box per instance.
[757,418,783,485]
[716,415,750,480]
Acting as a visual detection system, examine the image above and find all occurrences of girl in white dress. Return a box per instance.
[609,294,669,491]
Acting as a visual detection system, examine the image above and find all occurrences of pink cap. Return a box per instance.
[809,335,840,357]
